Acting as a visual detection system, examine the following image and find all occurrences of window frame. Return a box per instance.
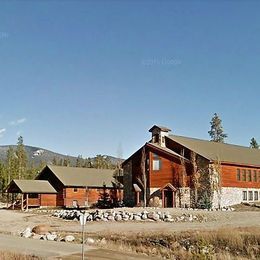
[242,169,246,181]
[243,191,247,201]
[254,191,258,201]
[248,170,252,182]
[248,191,253,201]
[236,169,241,181]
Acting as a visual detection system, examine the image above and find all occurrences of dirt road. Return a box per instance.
[1,209,259,236]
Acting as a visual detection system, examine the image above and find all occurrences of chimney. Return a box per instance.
[149,125,171,147]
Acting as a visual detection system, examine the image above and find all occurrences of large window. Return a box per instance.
[249,191,253,201]
[253,170,257,182]
[254,191,258,201]
[242,170,246,181]
[248,170,252,182]
[243,191,247,201]
[152,153,162,171]
[236,169,241,181]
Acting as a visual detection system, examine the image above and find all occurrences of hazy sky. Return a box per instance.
[0,1,260,158]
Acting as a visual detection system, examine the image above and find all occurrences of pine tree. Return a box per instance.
[76,155,83,167]
[250,137,259,149]
[16,136,27,179]
[208,113,228,143]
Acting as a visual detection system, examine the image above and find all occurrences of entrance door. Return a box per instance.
[164,190,173,208]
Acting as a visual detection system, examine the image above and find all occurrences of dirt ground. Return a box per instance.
[0,207,259,259]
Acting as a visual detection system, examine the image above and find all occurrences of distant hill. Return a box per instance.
[0,145,123,167]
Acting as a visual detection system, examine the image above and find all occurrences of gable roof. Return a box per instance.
[167,135,260,166]
[40,165,118,188]
[149,125,171,132]
[6,180,57,194]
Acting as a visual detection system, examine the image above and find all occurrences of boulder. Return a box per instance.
[21,227,32,238]
[65,235,75,242]
[115,215,122,221]
[86,237,95,244]
[32,224,51,235]
[46,233,57,241]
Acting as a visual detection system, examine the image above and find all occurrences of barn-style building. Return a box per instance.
[122,125,260,208]
[6,165,122,210]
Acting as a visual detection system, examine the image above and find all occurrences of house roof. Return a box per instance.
[149,125,171,132]
[6,180,57,194]
[167,135,260,166]
[42,165,118,188]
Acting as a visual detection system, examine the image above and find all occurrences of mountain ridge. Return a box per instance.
[0,145,122,167]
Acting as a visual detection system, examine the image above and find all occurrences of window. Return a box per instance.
[153,159,161,171]
[242,170,246,181]
[249,191,253,201]
[248,170,252,182]
[254,191,258,201]
[258,171,260,182]
[73,188,78,193]
[253,170,257,182]
[243,191,247,200]
[236,169,241,181]
[152,154,162,171]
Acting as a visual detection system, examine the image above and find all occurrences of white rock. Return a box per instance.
[86,237,95,244]
[21,227,32,238]
[65,235,75,242]
[46,233,57,241]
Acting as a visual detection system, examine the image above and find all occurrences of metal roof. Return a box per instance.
[6,180,57,193]
[44,165,118,188]
[168,135,260,166]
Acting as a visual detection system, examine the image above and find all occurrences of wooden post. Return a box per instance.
[26,193,28,211]
[172,191,175,208]
[7,193,9,209]
[162,190,165,208]
[12,194,14,210]
[21,194,24,211]
[136,191,140,206]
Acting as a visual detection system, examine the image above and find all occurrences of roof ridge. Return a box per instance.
[170,134,260,152]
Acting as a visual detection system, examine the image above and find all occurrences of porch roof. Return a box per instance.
[6,180,57,194]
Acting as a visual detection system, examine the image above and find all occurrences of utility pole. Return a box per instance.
[80,211,87,260]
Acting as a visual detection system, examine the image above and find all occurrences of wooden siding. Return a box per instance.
[149,150,191,188]
[221,164,260,188]
[40,194,57,207]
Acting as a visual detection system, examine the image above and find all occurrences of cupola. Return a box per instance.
[149,125,171,147]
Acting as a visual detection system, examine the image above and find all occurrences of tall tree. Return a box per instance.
[16,136,27,179]
[76,155,84,167]
[208,113,228,143]
[250,137,259,149]
[136,147,147,207]
[6,146,17,182]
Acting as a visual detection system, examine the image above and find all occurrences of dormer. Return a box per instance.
[149,125,171,147]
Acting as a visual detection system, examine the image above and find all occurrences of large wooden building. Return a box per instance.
[6,165,122,210]
[122,125,260,208]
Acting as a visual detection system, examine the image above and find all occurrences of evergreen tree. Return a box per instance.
[52,157,58,165]
[16,136,27,179]
[208,113,228,143]
[6,146,17,182]
[76,155,83,167]
[250,137,259,149]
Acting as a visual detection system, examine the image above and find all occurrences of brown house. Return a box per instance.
[6,165,122,210]
[123,125,260,208]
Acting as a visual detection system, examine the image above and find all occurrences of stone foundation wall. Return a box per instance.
[212,187,260,208]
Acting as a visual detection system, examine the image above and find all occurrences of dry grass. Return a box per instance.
[0,251,41,260]
[93,227,260,259]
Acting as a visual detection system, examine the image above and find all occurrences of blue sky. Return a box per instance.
[0,1,260,158]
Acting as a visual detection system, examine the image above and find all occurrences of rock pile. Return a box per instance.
[20,225,75,242]
[52,209,208,223]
